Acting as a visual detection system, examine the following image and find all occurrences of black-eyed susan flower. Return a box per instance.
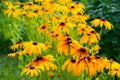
[62,58,77,72]
[77,24,91,35]
[67,1,85,15]
[73,57,87,76]
[48,30,62,40]
[24,41,47,56]
[10,41,25,51]
[74,56,105,76]
[80,30,100,45]
[53,21,75,33]
[105,59,120,77]
[4,2,21,18]
[74,46,89,58]
[37,24,50,33]
[21,65,43,77]
[91,19,113,30]
[29,55,57,71]
[57,34,80,55]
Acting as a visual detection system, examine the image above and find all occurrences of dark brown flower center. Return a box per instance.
[114,68,119,71]
[36,56,42,60]
[60,22,65,26]
[90,30,95,34]
[55,34,59,37]
[11,8,15,11]
[87,33,91,36]
[101,19,105,21]
[16,41,22,44]
[33,42,38,45]
[71,58,76,63]
[71,6,75,9]
[28,3,32,5]
[81,28,85,31]
[67,37,72,44]
[80,47,86,52]
[41,26,46,29]
[34,10,38,13]
[30,65,35,69]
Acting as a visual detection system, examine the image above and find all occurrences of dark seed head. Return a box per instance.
[71,58,76,63]
[87,33,91,36]
[71,6,75,9]
[60,22,65,26]
[67,37,72,44]
[16,41,22,44]
[34,10,38,13]
[41,26,46,29]
[80,47,86,52]
[30,65,35,69]
[36,56,42,60]
[101,19,105,21]
[33,42,38,45]
[90,30,95,34]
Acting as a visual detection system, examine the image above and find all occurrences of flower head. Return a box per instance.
[91,19,113,30]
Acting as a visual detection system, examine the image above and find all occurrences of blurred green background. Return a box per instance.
[0,0,120,79]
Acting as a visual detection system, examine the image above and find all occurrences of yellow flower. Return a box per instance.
[4,2,21,18]
[77,24,91,35]
[91,19,113,30]
[80,30,100,45]
[74,56,105,76]
[29,55,57,71]
[67,1,85,14]
[62,58,77,72]
[105,59,120,77]
[74,46,89,58]
[57,34,80,55]
[53,21,75,33]
[21,65,42,77]
[10,41,25,51]
[37,24,50,33]
[24,41,47,56]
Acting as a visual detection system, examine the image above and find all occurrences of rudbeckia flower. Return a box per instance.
[80,30,100,45]
[74,56,105,76]
[29,55,57,71]
[10,41,25,51]
[57,34,80,55]
[37,24,50,33]
[4,2,21,18]
[91,19,113,30]
[48,30,62,40]
[67,1,85,14]
[105,59,120,77]
[24,41,47,56]
[74,46,89,58]
[77,24,91,35]
[53,21,75,33]
[62,58,77,72]
[21,65,42,77]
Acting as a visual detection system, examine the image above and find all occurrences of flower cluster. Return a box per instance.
[4,0,120,78]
